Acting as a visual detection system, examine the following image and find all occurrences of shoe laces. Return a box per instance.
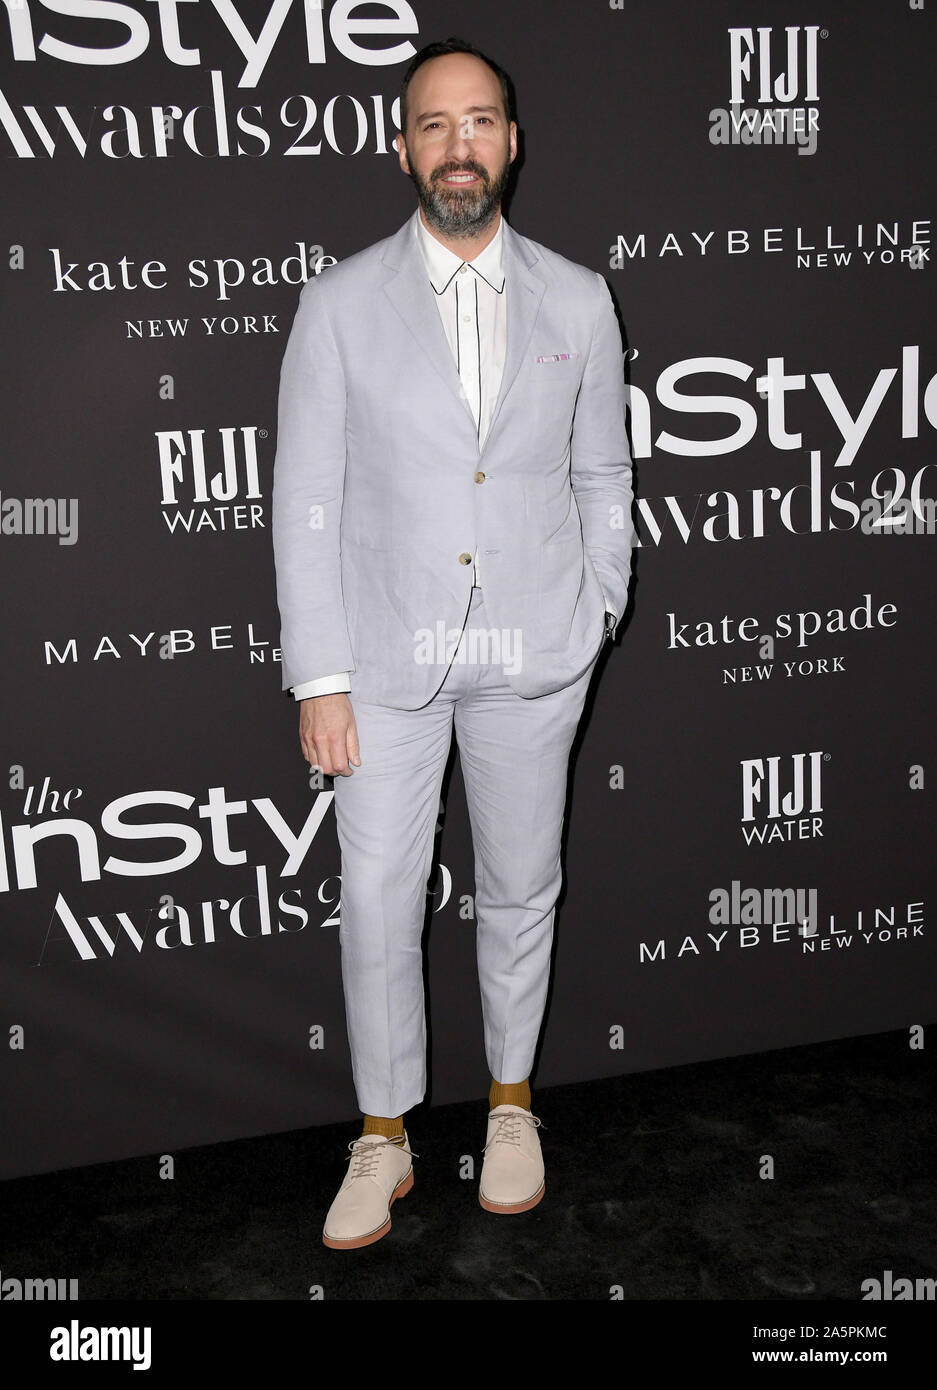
[482,1110,543,1155]
[345,1133,417,1179]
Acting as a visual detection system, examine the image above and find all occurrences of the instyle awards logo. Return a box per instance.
[711,25,821,154]
[0,772,409,964]
[2,770,457,965]
[621,344,937,550]
[740,751,825,844]
[0,0,422,159]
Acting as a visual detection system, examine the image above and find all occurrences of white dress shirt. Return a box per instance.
[289,212,615,701]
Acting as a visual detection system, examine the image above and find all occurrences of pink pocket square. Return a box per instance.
[536,352,579,364]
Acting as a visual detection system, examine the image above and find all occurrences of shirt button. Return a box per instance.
[458,552,473,565]
[462,315,472,323]
[474,471,486,483]
[459,264,467,274]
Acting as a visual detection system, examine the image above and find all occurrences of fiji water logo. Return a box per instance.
[710,26,823,155]
[740,751,826,844]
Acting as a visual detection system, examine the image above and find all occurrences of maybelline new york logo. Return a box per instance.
[711,25,821,155]
[0,0,421,159]
[609,218,930,270]
[44,623,282,668]
[638,900,925,965]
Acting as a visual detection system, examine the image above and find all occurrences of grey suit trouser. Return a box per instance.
[332,586,602,1117]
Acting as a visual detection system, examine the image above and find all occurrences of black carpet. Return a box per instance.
[2,1027,933,1303]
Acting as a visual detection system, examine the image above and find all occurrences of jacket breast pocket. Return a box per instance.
[530,357,581,387]
[527,360,584,432]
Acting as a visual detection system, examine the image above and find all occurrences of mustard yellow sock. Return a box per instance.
[362,1113,405,1142]
[489,1077,531,1111]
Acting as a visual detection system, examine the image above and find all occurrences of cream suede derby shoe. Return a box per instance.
[479,1104,545,1213]
[322,1131,417,1249]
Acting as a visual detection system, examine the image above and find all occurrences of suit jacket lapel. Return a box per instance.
[486,218,545,452]
[381,208,547,456]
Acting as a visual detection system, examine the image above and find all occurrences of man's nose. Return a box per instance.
[445,128,477,162]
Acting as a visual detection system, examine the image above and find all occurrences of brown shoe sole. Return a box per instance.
[322,1167,414,1249]
[479,1180,545,1214]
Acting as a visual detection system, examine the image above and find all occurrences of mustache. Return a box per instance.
[434,164,488,182]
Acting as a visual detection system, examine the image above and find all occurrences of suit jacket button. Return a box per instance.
[474,471,485,483]
[458,552,473,565]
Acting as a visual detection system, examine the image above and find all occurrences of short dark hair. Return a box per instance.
[399,36,516,138]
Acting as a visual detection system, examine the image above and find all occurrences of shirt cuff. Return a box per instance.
[291,673,351,700]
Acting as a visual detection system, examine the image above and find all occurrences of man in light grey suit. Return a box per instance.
[271,36,634,1249]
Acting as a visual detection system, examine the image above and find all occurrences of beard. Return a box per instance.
[406,147,512,238]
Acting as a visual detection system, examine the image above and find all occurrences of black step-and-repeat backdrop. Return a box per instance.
[2,2,935,1180]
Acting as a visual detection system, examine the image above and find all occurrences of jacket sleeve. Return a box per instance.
[569,273,635,639]
[271,276,356,692]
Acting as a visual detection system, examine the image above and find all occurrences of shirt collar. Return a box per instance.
[415,209,506,295]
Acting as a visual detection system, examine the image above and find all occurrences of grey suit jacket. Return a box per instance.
[271,208,635,709]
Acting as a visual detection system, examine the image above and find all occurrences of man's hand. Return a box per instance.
[299,693,361,776]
